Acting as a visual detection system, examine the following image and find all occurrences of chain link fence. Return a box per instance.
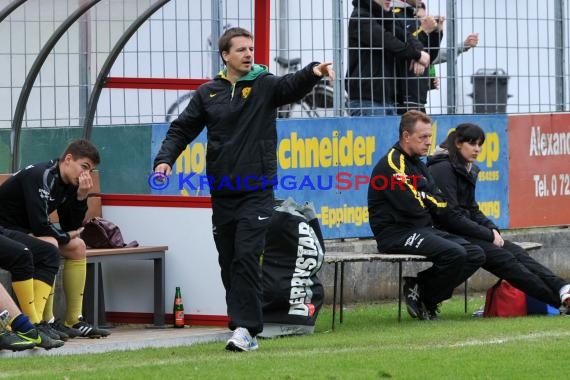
[0,0,568,130]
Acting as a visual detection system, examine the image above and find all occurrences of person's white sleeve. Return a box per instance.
[433,43,470,65]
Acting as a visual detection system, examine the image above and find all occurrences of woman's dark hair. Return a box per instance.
[442,123,486,165]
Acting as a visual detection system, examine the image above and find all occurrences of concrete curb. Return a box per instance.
[0,326,230,358]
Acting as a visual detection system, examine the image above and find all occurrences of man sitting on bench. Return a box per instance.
[0,139,110,339]
[367,110,485,320]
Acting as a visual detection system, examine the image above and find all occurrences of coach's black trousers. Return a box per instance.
[377,226,486,309]
[211,189,274,337]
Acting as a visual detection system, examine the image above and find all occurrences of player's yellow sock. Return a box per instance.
[12,279,40,323]
[63,258,86,326]
[41,280,56,322]
[33,279,54,322]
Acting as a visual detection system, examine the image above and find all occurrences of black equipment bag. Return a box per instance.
[261,198,325,337]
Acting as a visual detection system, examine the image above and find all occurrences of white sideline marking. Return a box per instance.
[446,331,570,348]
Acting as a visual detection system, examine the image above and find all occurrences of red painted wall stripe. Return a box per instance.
[104,77,208,90]
[101,194,212,208]
[105,312,228,327]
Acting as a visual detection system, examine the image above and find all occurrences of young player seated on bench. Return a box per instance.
[0,139,110,339]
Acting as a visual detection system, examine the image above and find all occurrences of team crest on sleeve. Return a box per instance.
[241,87,251,99]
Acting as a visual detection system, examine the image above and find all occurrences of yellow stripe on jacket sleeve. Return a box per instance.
[387,149,426,208]
[426,194,447,208]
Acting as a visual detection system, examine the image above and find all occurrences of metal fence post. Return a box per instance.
[554,0,566,111]
[332,0,345,116]
[446,0,457,114]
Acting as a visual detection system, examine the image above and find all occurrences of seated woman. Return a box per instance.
[427,123,570,312]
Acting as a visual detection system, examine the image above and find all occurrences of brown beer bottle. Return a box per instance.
[173,286,185,328]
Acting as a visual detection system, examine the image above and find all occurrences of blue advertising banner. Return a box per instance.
[274,117,397,238]
[274,114,508,239]
[150,123,209,196]
[151,113,508,239]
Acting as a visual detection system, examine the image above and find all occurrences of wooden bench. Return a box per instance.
[0,172,168,328]
[325,241,543,329]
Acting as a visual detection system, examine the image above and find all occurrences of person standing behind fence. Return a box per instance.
[394,0,443,113]
[427,123,570,313]
[367,110,485,320]
[429,32,479,111]
[0,139,110,340]
[346,0,430,116]
[153,27,334,352]
[431,32,479,65]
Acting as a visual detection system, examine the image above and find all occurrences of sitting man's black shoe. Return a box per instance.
[420,303,441,321]
[403,276,423,318]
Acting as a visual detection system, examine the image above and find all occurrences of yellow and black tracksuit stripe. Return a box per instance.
[386,147,447,210]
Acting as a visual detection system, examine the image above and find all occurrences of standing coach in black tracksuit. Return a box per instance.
[154,27,335,352]
[367,110,485,320]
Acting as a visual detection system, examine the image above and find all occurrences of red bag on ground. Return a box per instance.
[484,280,527,317]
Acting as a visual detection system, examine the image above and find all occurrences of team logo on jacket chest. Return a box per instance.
[38,188,55,202]
[241,87,251,99]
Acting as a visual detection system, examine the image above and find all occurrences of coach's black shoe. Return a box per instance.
[421,303,441,321]
[403,276,423,319]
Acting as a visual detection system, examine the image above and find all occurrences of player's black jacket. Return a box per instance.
[0,159,87,244]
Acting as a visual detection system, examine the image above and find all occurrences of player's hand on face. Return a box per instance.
[77,171,93,201]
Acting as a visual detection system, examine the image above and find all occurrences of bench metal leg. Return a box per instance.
[331,262,338,331]
[464,278,468,313]
[92,263,100,327]
[84,262,95,325]
[397,262,403,322]
[85,262,107,328]
[340,262,345,324]
[153,256,165,326]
